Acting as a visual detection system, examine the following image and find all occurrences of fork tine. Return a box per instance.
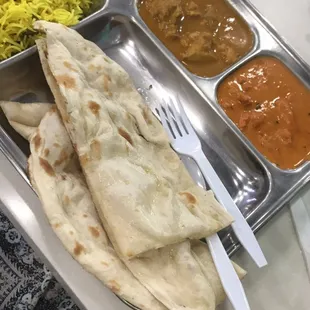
[157,104,174,141]
[168,97,186,136]
[162,99,179,138]
[173,95,195,135]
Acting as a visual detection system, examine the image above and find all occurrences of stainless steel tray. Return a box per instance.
[1,0,310,260]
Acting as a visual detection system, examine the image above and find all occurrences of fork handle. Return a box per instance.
[207,234,250,310]
[192,149,267,268]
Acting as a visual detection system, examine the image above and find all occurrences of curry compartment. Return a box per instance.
[137,0,254,78]
[217,56,310,170]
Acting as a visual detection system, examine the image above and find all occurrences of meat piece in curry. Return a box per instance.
[138,0,253,77]
[217,57,310,170]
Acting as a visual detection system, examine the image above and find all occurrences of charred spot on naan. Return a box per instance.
[79,153,89,166]
[103,74,112,96]
[88,63,103,73]
[83,214,88,218]
[88,100,100,116]
[53,143,60,148]
[39,157,55,176]
[33,132,42,152]
[88,226,100,238]
[62,113,70,123]
[55,74,76,89]
[63,195,70,206]
[118,127,133,145]
[44,148,50,157]
[63,61,78,73]
[43,48,48,59]
[90,139,101,160]
[109,280,121,292]
[180,192,197,204]
[126,250,134,258]
[49,106,58,113]
[142,106,153,125]
[53,223,62,228]
[179,192,198,213]
[54,149,69,167]
[74,241,85,256]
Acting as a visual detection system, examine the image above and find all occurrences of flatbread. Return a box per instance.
[1,103,166,310]
[124,241,216,310]
[34,20,233,259]
[0,101,52,140]
[124,239,246,310]
[2,102,246,310]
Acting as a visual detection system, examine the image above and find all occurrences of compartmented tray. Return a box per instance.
[1,0,310,261]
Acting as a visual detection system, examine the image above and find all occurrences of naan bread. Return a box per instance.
[1,103,166,310]
[0,101,52,140]
[124,241,246,310]
[2,102,246,310]
[34,21,233,259]
[125,241,216,310]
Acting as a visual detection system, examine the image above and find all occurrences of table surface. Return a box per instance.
[1,0,310,309]
[221,206,310,310]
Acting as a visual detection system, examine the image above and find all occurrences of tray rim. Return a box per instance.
[1,1,310,309]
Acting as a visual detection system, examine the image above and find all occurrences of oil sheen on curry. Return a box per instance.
[218,57,310,170]
[138,0,253,77]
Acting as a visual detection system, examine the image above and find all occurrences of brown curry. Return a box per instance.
[217,57,310,170]
[138,0,253,77]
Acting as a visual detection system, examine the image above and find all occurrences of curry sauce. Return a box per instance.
[138,0,253,77]
[218,57,310,169]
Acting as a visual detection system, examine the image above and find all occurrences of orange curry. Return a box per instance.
[217,57,310,169]
[138,0,253,77]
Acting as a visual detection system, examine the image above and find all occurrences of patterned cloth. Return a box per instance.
[0,210,79,310]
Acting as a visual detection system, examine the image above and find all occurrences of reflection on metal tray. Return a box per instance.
[1,0,310,306]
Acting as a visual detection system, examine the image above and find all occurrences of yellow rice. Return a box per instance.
[0,0,93,60]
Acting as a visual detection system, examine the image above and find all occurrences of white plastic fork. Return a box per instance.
[157,96,267,268]
[182,159,249,310]
[157,96,265,310]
